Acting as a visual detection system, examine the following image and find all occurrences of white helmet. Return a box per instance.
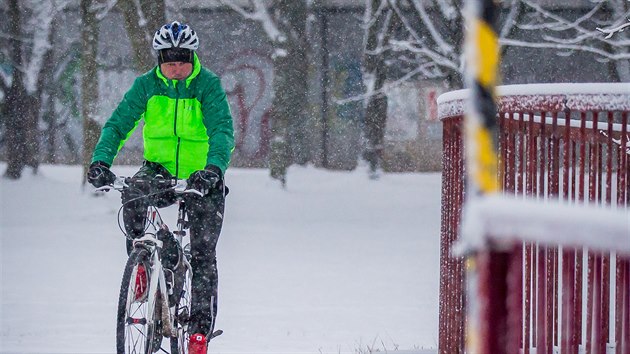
[153,21,199,50]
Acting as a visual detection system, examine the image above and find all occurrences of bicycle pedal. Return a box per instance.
[209,329,223,339]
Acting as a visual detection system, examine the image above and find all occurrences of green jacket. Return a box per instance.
[91,54,234,179]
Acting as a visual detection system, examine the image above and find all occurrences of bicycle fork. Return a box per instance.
[151,251,179,338]
[134,236,179,339]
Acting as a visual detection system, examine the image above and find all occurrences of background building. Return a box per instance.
[0,0,626,172]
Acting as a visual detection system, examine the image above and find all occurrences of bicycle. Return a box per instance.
[98,176,206,354]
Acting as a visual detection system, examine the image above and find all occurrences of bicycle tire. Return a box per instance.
[170,261,193,353]
[116,247,160,354]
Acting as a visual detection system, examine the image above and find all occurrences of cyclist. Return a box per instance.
[86,21,234,354]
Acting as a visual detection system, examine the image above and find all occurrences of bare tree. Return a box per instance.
[362,0,402,176]
[79,0,167,178]
[219,0,311,186]
[375,0,527,90]
[81,0,102,183]
[2,0,70,179]
[3,0,29,179]
[117,0,166,73]
[381,0,629,89]
[356,0,628,175]
[598,16,630,38]
[509,0,630,81]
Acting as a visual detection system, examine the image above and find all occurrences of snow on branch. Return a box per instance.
[23,1,58,94]
[336,63,442,105]
[598,19,630,39]
[364,6,394,58]
[499,39,630,60]
[132,0,148,28]
[390,39,458,72]
[12,0,72,94]
[219,0,285,43]
[0,68,11,89]
[363,0,629,91]
[520,0,630,47]
[94,0,120,21]
[500,38,630,60]
[362,0,389,31]
[519,0,604,33]
[499,1,522,39]
[408,0,454,55]
[384,0,459,75]
[435,0,458,21]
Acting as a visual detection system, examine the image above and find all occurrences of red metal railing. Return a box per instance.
[437,83,630,354]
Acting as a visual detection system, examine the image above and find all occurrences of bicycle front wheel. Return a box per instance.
[116,247,160,354]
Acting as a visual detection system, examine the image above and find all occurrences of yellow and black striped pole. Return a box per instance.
[463,0,502,353]
[465,0,501,196]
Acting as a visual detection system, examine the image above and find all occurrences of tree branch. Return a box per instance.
[435,0,458,21]
[408,0,454,55]
[23,1,65,94]
[362,0,389,31]
[390,39,459,72]
[519,0,604,33]
[499,0,523,40]
[219,0,285,43]
[336,64,440,105]
[500,38,630,60]
[93,0,119,20]
[598,20,630,39]
[0,74,8,93]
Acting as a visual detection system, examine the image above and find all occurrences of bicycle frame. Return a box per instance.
[103,177,198,343]
[142,202,193,337]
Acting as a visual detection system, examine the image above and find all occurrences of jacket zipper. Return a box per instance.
[173,82,181,178]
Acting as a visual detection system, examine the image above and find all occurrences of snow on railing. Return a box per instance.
[437,82,630,354]
[458,195,630,256]
[438,83,630,119]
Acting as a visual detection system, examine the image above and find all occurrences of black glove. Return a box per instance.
[188,165,222,196]
[87,161,116,188]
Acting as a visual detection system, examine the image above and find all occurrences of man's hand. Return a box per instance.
[87,161,116,188]
[188,165,222,196]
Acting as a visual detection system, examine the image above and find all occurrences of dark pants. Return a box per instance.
[122,161,225,336]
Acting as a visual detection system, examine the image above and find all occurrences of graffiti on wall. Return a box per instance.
[422,86,445,139]
[221,50,274,165]
[385,83,421,142]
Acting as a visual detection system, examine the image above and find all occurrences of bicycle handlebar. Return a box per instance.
[96,176,204,197]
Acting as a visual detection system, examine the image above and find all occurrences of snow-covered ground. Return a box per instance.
[1,163,441,354]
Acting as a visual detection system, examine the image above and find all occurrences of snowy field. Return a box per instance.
[1,163,441,354]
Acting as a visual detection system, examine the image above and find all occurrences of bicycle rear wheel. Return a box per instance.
[116,247,160,354]
[170,257,193,353]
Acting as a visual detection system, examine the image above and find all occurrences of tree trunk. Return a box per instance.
[362,1,397,175]
[23,93,40,172]
[24,18,58,171]
[41,16,60,164]
[3,0,28,179]
[140,0,166,45]
[268,0,309,186]
[118,0,165,73]
[81,0,102,183]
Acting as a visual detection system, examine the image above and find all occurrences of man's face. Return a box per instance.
[160,61,193,80]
